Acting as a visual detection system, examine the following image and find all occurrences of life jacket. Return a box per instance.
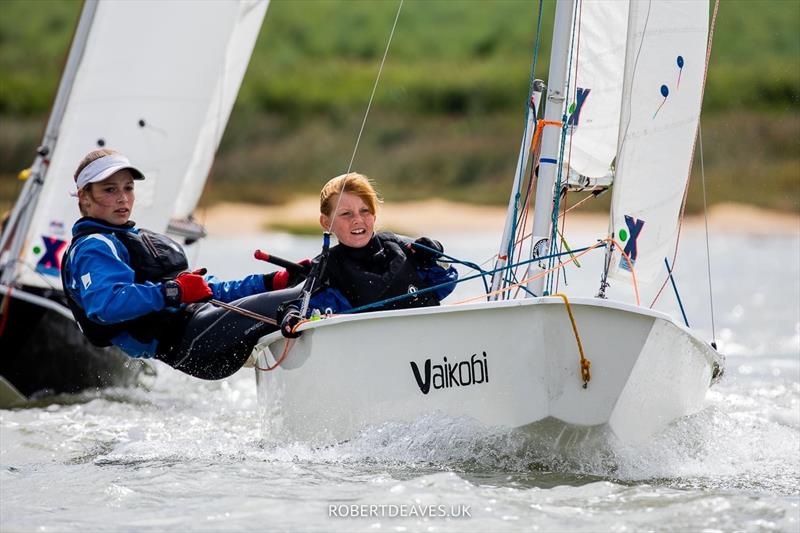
[320,232,440,312]
[61,218,190,350]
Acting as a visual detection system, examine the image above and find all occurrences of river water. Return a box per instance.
[2,226,798,532]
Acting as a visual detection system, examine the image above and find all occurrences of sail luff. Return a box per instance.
[172,0,270,219]
[0,0,99,285]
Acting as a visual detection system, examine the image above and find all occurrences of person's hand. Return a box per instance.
[410,237,443,267]
[277,301,304,338]
[266,259,312,291]
[163,270,213,306]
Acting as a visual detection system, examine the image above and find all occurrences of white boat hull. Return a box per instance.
[253,298,723,444]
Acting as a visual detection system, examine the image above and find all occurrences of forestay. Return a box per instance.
[14,0,267,290]
[608,0,708,288]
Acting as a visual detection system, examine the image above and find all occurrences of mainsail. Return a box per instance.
[608,0,709,288]
[3,0,268,290]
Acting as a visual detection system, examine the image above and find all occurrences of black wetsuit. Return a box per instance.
[62,217,299,380]
[309,232,458,314]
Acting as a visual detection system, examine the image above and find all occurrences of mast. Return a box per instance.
[0,0,99,286]
[526,0,575,297]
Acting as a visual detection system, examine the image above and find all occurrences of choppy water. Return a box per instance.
[2,227,798,532]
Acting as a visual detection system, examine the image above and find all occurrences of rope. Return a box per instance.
[478,237,639,306]
[454,239,608,305]
[698,123,717,344]
[208,298,277,325]
[553,293,591,388]
[256,338,296,371]
[326,0,403,235]
[664,257,689,327]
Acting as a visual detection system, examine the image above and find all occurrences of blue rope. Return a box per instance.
[501,0,546,299]
[342,243,605,315]
[411,242,491,296]
[664,257,690,327]
[545,0,580,296]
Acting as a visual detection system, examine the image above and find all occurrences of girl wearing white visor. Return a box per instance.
[61,149,304,380]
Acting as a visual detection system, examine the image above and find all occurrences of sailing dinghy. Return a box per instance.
[0,0,268,403]
[253,0,725,444]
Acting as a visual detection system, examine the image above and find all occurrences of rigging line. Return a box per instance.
[546,0,580,295]
[347,242,607,314]
[698,123,717,344]
[556,0,584,294]
[502,0,544,297]
[344,0,403,177]
[326,0,404,236]
[528,0,545,98]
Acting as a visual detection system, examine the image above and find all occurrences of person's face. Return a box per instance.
[320,192,375,248]
[79,170,136,225]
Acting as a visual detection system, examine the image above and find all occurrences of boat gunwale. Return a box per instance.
[253,296,704,350]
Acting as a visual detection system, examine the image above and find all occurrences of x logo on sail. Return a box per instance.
[619,215,645,271]
[35,236,68,277]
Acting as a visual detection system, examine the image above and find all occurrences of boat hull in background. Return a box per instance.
[0,287,151,404]
[254,298,723,444]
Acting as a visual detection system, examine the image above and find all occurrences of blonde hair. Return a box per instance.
[75,148,118,216]
[74,148,119,182]
[320,173,382,217]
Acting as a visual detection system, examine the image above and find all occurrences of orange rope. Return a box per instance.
[256,337,295,371]
[255,318,310,371]
[553,293,591,388]
[455,237,640,306]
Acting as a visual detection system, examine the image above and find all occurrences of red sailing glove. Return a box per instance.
[163,269,213,306]
[264,259,312,291]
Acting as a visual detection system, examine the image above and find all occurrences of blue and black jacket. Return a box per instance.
[308,232,458,314]
[61,217,266,358]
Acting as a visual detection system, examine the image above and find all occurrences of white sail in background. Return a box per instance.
[608,0,708,288]
[15,0,268,289]
[564,0,628,179]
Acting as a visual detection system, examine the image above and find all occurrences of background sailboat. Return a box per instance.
[252,0,724,445]
[0,0,268,403]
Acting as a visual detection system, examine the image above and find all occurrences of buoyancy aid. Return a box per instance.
[61,218,190,350]
[320,232,440,312]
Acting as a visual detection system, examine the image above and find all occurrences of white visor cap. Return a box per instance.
[71,154,144,196]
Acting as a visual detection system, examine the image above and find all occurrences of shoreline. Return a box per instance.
[196,198,799,237]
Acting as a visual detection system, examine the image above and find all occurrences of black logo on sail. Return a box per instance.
[410,352,489,395]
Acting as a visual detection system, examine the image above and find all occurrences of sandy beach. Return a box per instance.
[197,198,799,237]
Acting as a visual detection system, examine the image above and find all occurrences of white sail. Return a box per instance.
[13,0,267,289]
[608,0,708,288]
[564,0,628,179]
